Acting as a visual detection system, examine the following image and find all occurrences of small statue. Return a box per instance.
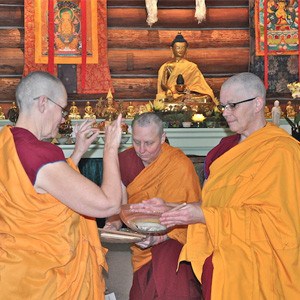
[7,102,19,123]
[83,101,96,119]
[0,106,6,119]
[126,102,136,119]
[95,97,105,118]
[286,100,296,118]
[138,104,147,115]
[264,105,272,119]
[102,89,117,121]
[117,100,126,118]
[271,100,281,126]
[68,101,81,119]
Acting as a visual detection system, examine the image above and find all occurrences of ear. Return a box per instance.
[161,132,166,144]
[37,95,47,113]
[255,96,264,112]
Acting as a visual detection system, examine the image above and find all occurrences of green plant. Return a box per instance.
[182,109,193,122]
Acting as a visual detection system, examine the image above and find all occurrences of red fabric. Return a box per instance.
[47,0,55,74]
[81,0,87,90]
[23,0,113,94]
[204,134,240,179]
[119,147,145,187]
[11,127,65,185]
[130,239,202,300]
[298,2,300,81]
[263,0,268,89]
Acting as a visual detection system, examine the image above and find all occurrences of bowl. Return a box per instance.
[120,204,167,234]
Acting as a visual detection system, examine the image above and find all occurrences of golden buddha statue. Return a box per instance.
[126,102,136,119]
[286,100,296,118]
[0,106,5,119]
[83,101,96,119]
[264,105,272,119]
[117,100,126,118]
[156,32,216,105]
[95,97,105,118]
[102,89,117,121]
[69,101,81,119]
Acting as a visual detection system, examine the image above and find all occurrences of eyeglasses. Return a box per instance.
[217,97,257,112]
[33,96,68,118]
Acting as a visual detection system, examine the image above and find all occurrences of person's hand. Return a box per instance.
[135,234,168,249]
[104,114,122,151]
[129,198,169,214]
[160,202,205,227]
[71,119,99,164]
[103,220,122,231]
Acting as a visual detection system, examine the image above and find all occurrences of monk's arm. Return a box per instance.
[104,182,128,230]
[34,115,123,218]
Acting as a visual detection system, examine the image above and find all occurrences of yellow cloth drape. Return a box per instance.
[156,59,215,103]
[179,123,300,299]
[127,143,201,272]
[0,126,107,299]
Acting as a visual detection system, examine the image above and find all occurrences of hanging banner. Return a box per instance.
[255,0,299,56]
[34,0,98,64]
[24,0,113,94]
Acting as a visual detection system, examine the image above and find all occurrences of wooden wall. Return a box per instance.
[0,0,249,111]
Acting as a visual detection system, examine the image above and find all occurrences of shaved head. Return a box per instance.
[221,72,266,104]
[16,71,67,111]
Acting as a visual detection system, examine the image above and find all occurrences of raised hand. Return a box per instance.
[104,114,122,151]
[71,119,99,164]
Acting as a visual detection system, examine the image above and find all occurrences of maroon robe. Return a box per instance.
[118,146,202,300]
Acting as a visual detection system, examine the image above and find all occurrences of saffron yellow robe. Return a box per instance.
[156,59,216,103]
[179,123,300,299]
[127,143,201,272]
[0,126,107,299]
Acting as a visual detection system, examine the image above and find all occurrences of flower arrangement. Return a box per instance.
[59,119,73,135]
[287,82,300,99]
[144,98,227,128]
[285,83,300,140]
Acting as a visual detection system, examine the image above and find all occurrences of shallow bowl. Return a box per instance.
[120,204,167,234]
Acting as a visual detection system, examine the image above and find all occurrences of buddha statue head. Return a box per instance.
[170,32,188,60]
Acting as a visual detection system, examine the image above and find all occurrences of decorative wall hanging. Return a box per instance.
[34,0,98,65]
[24,0,113,94]
[145,0,206,27]
[255,0,298,55]
[254,0,299,88]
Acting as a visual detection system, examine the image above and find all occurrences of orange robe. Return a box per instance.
[0,126,107,299]
[179,123,300,299]
[127,143,201,272]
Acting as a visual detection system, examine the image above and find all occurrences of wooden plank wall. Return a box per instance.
[0,0,249,111]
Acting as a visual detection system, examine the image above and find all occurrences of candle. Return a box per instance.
[192,113,206,122]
